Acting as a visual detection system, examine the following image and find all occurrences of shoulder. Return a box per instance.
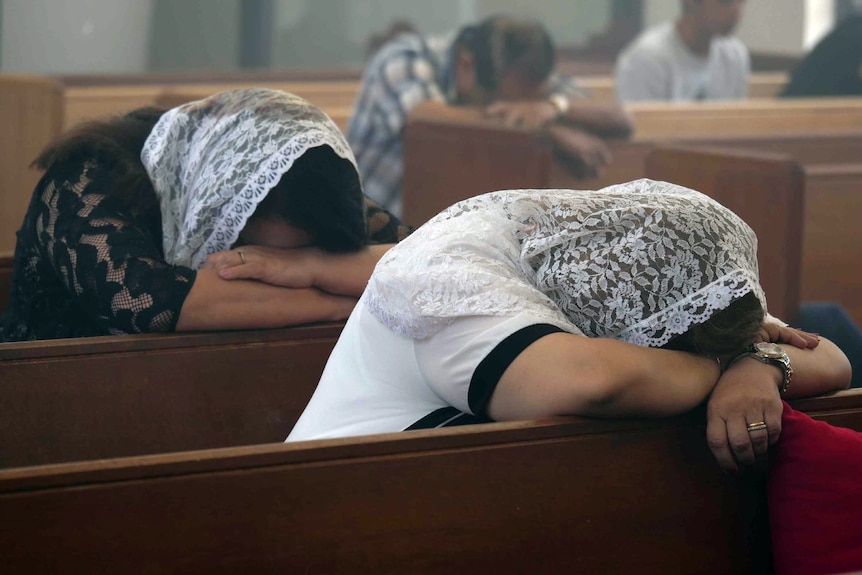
[713,36,750,66]
[621,22,676,60]
[362,32,441,89]
[38,156,110,197]
[367,33,433,73]
[617,23,675,73]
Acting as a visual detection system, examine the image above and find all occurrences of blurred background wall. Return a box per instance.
[0,0,855,75]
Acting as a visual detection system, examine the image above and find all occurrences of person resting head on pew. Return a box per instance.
[781,14,862,99]
[349,14,634,217]
[615,0,749,102]
[288,180,851,473]
[0,89,409,342]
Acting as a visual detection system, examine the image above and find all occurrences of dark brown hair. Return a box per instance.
[250,145,367,253]
[33,107,166,217]
[662,291,764,367]
[454,16,556,93]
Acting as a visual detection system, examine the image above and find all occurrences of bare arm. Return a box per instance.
[483,99,633,138]
[175,268,356,331]
[559,100,634,139]
[206,244,393,297]
[487,333,721,421]
[781,336,851,398]
[306,245,393,296]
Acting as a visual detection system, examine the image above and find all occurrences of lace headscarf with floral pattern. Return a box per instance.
[142,88,357,269]
[366,179,767,346]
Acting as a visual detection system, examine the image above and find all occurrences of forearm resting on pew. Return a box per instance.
[488,334,721,421]
[559,100,634,139]
[780,336,851,399]
[176,268,355,331]
[208,244,393,296]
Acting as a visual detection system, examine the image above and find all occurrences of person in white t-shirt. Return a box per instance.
[615,0,750,102]
[287,180,851,474]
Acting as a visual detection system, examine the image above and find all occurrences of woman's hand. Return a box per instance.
[485,100,560,129]
[754,322,820,349]
[204,246,317,289]
[205,244,394,297]
[546,125,612,179]
[706,357,784,474]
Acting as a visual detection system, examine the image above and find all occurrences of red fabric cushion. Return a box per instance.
[769,402,862,575]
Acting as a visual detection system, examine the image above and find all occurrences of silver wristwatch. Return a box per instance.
[549,94,570,117]
[747,342,793,394]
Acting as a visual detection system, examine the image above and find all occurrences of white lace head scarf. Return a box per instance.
[142,88,358,269]
[366,179,767,347]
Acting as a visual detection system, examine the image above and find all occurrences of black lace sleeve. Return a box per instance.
[32,160,195,335]
[365,196,412,244]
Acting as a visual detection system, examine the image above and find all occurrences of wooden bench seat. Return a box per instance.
[0,324,342,468]
[578,71,788,102]
[1,388,860,574]
[628,97,862,140]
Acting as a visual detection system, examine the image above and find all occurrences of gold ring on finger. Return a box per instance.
[238,250,246,265]
[746,421,768,433]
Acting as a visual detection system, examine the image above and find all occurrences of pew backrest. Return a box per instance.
[2,388,860,574]
[0,254,13,316]
[628,98,862,140]
[801,163,862,323]
[403,104,554,225]
[0,323,342,468]
[577,71,788,102]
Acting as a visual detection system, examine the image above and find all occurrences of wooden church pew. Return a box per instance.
[0,254,13,314]
[1,388,860,575]
[578,71,789,102]
[627,97,862,140]
[0,323,342,469]
[802,163,862,323]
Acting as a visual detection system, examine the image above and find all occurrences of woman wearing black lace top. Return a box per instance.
[0,89,410,342]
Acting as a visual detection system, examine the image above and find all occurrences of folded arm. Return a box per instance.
[558,100,634,138]
[176,268,355,331]
[207,244,393,297]
[487,333,721,421]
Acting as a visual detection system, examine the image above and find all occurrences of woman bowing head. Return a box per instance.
[289,180,850,473]
[0,89,408,342]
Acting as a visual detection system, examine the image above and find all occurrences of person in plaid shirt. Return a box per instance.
[347,15,633,218]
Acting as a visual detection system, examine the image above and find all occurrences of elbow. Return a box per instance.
[823,341,853,391]
[833,353,853,391]
[613,122,634,140]
[808,348,853,394]
[552,363,629,416]
[613,109,635,139]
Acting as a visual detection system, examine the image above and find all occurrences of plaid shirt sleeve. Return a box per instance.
[376,51,446,136]
[348,39,445,217]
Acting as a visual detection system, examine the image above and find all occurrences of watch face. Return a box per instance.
[754,341,785,358]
